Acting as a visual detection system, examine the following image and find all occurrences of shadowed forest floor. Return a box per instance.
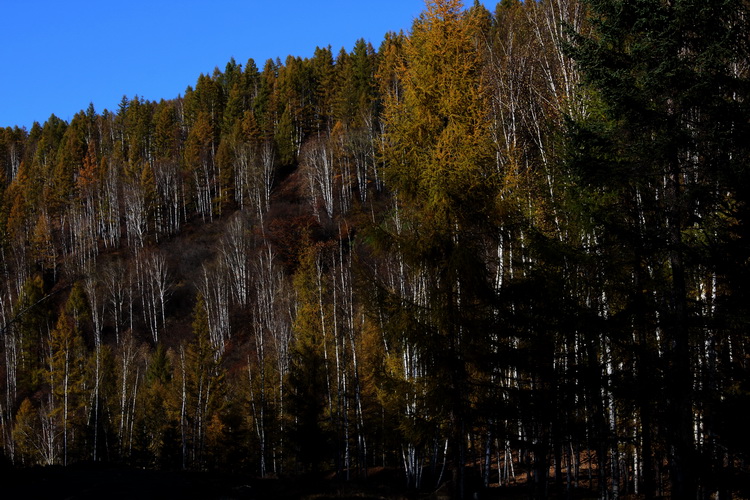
[0,463,617,499]
[7,463,749,499]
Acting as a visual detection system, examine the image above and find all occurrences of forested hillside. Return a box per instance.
[1,0,749,498]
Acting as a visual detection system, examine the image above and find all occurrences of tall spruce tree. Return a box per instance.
[567,0,750,496]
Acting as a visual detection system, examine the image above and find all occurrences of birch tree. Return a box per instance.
[142,250,172,343]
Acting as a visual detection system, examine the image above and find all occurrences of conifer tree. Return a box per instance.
[567,0,750,496]
[377,0,497,495]
[185,294,225,468]
[141,344,179,467]
[48,310,86,465]
[13,275,51,396]
[184,111,218,221]
[287,241,333,472]
[12,397,39,465]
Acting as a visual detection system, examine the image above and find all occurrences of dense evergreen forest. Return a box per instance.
[1,0,749,497]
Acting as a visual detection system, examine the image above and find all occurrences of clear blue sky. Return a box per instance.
[1,0,495,130]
